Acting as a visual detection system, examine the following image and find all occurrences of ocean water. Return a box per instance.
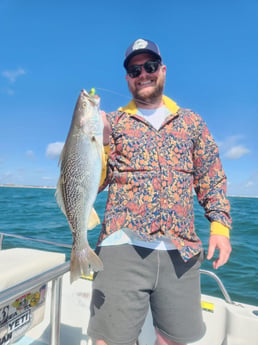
[0,186,257,306]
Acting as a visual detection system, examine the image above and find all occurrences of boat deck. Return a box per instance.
[15,272,92,345]
[13,271,258,345]
[0,246,257,345]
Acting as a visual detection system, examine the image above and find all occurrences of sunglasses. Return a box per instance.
[126,60,161,78]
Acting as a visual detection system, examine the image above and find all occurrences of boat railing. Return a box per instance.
[0,232,72,250]
[0,260,70,345]
[0,233,234,306]
[0,232,72,345]
[0,232,235,345]
[200,269,233,304]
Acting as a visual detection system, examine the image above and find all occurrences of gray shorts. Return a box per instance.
[87,245,206,345]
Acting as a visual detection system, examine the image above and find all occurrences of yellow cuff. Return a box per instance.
[104,144,110,155]
[210,221,230,238]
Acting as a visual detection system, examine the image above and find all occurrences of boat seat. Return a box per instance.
[0,248,66,344]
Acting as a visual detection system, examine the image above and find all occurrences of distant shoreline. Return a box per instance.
[0,184,56,190]
[0,184,257,198]
[228,195,258,198]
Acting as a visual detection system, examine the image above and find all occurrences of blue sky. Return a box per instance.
[0,0,257,196]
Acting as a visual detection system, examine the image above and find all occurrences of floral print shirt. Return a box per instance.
[98,96,231,261]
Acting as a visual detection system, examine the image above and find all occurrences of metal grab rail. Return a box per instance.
[0,232,72,250]
[200,269,233,304]
[0,261,70,345]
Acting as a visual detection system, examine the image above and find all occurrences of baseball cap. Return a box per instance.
[123,38,162,68]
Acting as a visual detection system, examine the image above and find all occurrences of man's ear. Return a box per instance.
[161,64,167,76]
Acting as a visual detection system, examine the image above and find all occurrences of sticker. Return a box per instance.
[0,333,12,345]
[8,310,31,333]
[201,300,215,313]
[0,284,47,344]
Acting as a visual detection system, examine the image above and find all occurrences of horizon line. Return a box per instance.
[0,184,257,198]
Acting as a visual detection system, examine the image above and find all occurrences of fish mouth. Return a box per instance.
[80,89,99,106]
[81,89,89,96]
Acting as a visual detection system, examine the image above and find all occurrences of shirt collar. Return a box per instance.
[118,95,179,115]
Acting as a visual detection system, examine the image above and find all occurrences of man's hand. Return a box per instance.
[101,111,111,145]
[91,91,111,145]
[207,235,232,269]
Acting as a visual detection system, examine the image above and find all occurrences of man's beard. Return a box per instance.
[131,80,164,106]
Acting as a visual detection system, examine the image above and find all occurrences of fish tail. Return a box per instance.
[70,246,103,283]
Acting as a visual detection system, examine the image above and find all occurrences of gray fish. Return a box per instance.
[56,89,104,283]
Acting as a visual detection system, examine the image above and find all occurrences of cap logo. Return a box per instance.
[132,39,148,51]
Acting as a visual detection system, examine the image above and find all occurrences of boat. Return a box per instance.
[0,233,257,345]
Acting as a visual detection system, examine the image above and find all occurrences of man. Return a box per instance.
[87,38,232,345]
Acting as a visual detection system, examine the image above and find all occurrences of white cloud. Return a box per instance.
[42,176,54,181]
[245,181,254,188]
[224,145,250,160]
[35,168,46,173]
[219,135,250,160]
[0,87,15,96]
[2,68,26,83]
[228,171,258,197]
[46,142,64,160]
[7,88,14,95]
[0,171,14,182]
[26,150,35,160]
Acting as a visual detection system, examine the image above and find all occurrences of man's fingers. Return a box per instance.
[101,111,111,145]
[207,235,232,269]
[207,242,215,260]
[213,247,231,269]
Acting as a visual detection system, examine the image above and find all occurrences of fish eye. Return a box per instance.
[82,102,87,108]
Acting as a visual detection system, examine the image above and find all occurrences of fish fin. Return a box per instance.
[87,248,103,272]
[57,142,66,167]
[101,144,106,166]
[70,249,83,283]
[55,176,67,217]
[88,207,101,230]
[70,245,103,284]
